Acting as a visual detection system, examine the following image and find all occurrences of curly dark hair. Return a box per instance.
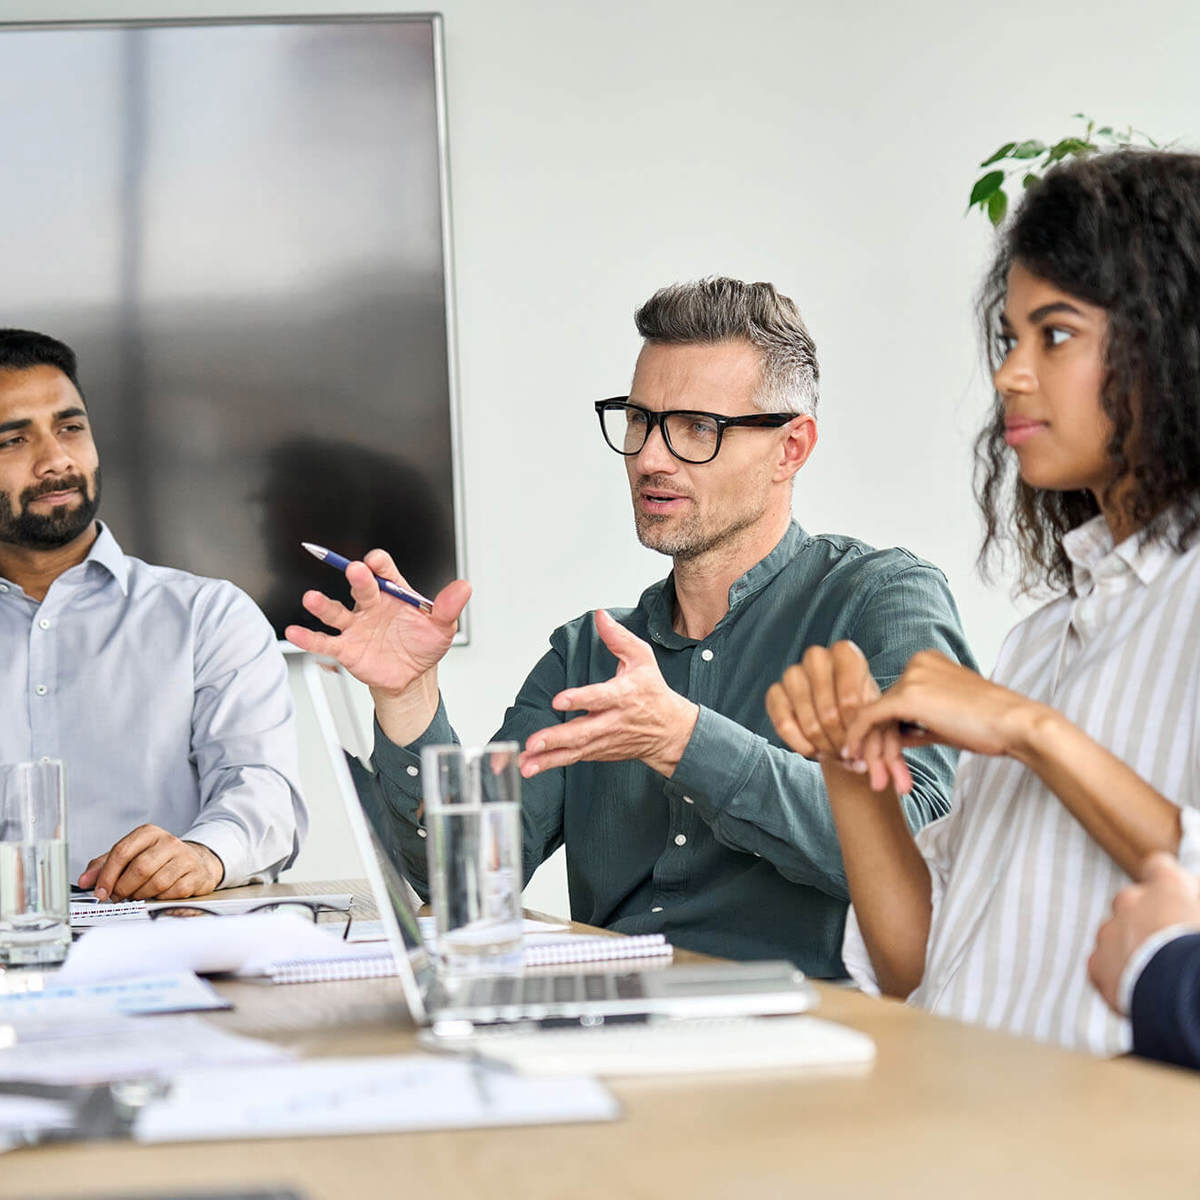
[975,149,1200,594]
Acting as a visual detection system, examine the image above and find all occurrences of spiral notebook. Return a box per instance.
[268,933,673,985]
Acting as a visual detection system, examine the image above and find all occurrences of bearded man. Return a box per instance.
[0,329,306,900]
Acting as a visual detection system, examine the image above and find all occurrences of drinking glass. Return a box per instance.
[420,742,523,975]
[0,759,70,965]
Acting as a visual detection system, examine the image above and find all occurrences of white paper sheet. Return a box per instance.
[0,1014,292,1085]
[0,1095,75,1151]
[0,972,229,1021]
[134,1054,618,1142]
[57,912,367,984]
[345,918,389,943]
[415,916,569,951]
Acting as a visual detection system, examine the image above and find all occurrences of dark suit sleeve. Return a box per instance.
[1130,932,1200,1070]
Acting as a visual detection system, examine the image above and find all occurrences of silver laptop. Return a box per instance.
[344,766,816,1036]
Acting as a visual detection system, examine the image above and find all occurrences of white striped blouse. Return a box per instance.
[843,514,1200,1055]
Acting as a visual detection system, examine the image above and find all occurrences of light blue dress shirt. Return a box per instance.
[0,523,306,886]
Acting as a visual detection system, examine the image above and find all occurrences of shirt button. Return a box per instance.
[417,827,428,839]
[0,584,8,592]
[34,684,48,696]
[38,618,51,630]
[406,765,419,777]
[651,906,663,913]
[673,833,687,846]
[700,649,714,662]
[682,795,694,805]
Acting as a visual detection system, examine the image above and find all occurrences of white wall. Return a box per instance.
[10,0,1200,904]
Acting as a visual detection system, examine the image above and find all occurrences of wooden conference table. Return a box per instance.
[6,878,1200,1199]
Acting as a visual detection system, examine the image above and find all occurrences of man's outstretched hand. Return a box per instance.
[518,609,699,779]
[285,548,471,697]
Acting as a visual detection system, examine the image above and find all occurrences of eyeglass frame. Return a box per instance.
[146,899,354,940]
[594,397,798,465]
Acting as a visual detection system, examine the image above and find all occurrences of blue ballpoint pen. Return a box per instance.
[301,542,435,615]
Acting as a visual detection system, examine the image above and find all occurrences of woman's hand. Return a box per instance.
[843,650,1041,794]
[766,640,881,762]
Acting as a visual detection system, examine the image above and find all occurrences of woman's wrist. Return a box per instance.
[1004,699,1066,768]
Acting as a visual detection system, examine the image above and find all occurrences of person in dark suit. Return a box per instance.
[1090,852,1200,1069]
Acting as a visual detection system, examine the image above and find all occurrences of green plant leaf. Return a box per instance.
[979,141,1017,167]
[1096,126,1113,138]
[1022,173,1039,190]
[1011,140,1047,159]
[969,170,1005,208]
[1048,136,1095,163]
[987,188,1009,226]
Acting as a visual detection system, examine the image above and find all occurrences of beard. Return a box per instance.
[629,463,776,562]
[633,496,766,562]
[0,468,102,549]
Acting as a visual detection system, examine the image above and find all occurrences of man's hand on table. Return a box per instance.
[77,824,226,900]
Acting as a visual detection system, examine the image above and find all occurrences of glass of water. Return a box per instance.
[0,759,70,965]
[420,742,523,975]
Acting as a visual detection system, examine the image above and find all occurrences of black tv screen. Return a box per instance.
[0,14,464,639]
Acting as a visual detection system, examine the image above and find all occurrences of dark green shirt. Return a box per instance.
[371,522,975,977]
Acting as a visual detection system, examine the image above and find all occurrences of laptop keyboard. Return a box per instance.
[460,971,646,1009]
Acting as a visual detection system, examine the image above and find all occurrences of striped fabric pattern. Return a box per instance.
[844,515,1200,1055]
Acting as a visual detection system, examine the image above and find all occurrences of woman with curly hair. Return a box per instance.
[765,149,1200,1055]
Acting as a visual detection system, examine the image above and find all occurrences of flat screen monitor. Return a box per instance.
[0,14,464,639]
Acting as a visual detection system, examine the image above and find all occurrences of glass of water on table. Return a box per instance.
[0,759,69,965]
[420,742,523,975]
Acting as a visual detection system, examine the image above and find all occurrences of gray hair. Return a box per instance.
[634,277,819,416]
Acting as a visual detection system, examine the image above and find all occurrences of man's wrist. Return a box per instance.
[648,698,700,778]
[373,670,439,747]
[1118,923,1200,1014]
[184,840,225,889]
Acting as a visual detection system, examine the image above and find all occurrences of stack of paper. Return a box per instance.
[56,912,366,984]
[133,1055,619,1143]
[0,1015,293,1086]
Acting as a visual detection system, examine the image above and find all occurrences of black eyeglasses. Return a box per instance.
[147,899,353,940]
[594,398,796,465]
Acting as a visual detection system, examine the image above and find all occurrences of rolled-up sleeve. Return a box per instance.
[185,584,306,887]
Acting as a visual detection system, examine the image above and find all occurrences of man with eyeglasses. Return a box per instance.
[287,277,973,974]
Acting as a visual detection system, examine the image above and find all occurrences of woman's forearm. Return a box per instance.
[1011,704,1182,877]
[824,762,933,998]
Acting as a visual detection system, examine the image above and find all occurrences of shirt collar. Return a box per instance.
[642,522,807,646]
[0,521,128,599]
[79,522,130,594]
[1063,513,1180,595]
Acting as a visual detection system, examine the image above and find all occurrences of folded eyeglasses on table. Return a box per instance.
[146,899,353,940]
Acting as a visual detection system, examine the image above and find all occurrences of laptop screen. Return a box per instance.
[337,756,440,1023]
